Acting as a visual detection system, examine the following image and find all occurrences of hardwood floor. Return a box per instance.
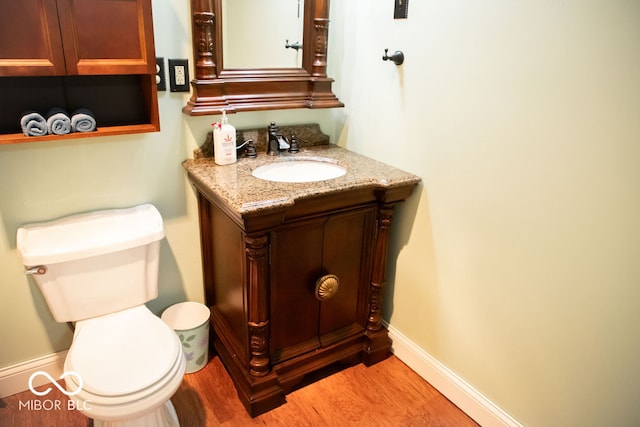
[0,355,478,426]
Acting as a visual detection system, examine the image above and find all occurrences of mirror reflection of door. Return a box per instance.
[222,0,304,69]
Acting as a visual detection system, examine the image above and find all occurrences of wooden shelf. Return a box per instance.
[0,123,159,145]
[0,74,160,144]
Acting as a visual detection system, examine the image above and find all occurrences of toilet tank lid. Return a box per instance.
[17,204,165,265]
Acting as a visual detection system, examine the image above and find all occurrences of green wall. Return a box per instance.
[328,1,640,426]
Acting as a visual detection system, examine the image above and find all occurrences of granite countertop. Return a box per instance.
[182,144,421,215]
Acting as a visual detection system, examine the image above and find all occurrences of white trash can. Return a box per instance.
[161,301,210,374]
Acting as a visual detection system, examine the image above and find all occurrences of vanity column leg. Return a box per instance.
[363,204,394,365]
[245,234,271,377]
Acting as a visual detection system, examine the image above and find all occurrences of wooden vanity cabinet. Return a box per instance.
[195,184,413,416]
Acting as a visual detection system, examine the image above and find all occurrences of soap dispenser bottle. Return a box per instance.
[212,110,237,165]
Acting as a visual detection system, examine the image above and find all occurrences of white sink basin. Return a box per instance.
[252,159,346,183]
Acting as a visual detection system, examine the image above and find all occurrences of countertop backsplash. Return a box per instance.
[193,123,331,160]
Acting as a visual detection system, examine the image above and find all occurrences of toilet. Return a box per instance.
[16,204,186,427]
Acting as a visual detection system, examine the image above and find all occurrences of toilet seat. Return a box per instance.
[63,328,185,423]
[64,343,184,412]
[66,305,181,397]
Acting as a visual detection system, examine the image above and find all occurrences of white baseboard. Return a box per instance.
[0,351,67,398]
[386,323,522,427]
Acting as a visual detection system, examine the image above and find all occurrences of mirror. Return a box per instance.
[222,0,304,69]
[184,0,343,115]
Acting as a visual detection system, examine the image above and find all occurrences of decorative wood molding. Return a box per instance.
[193,11,216,79]
[312,18,330,77]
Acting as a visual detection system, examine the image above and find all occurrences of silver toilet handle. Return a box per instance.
[25,266,47,275]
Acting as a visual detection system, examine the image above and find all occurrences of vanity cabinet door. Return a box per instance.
[269,206,377,364]
[0,0,66,76]
[270,217,324,363]
[318,207,376,344]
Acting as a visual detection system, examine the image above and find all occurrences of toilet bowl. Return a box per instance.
[17,205,186,427]
[64,306,186,426]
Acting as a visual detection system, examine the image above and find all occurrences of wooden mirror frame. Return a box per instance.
[183,0,343,115]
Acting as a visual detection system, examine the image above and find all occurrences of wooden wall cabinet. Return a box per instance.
[0,0,66,77]
[0,0,159,144]
[196,185,412,416]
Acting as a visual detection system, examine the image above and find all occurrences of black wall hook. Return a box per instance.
[382,49,404,65]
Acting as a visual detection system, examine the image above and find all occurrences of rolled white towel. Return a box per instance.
[70,108,97,132]
[45,108,71,135]
[20,111,48,137]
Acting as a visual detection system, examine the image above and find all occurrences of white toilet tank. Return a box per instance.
[17,204,165,323]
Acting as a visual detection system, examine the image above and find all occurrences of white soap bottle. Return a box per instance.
[212,110,237,165]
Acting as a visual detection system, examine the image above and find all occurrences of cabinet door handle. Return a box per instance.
[315,274,339,301]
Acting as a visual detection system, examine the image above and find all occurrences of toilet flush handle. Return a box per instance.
[25,266,47,275]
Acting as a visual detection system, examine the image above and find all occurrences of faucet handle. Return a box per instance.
[244,139,257,157]
[288,134,300,153]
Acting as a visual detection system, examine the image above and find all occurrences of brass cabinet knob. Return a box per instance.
[315,274,339,301]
